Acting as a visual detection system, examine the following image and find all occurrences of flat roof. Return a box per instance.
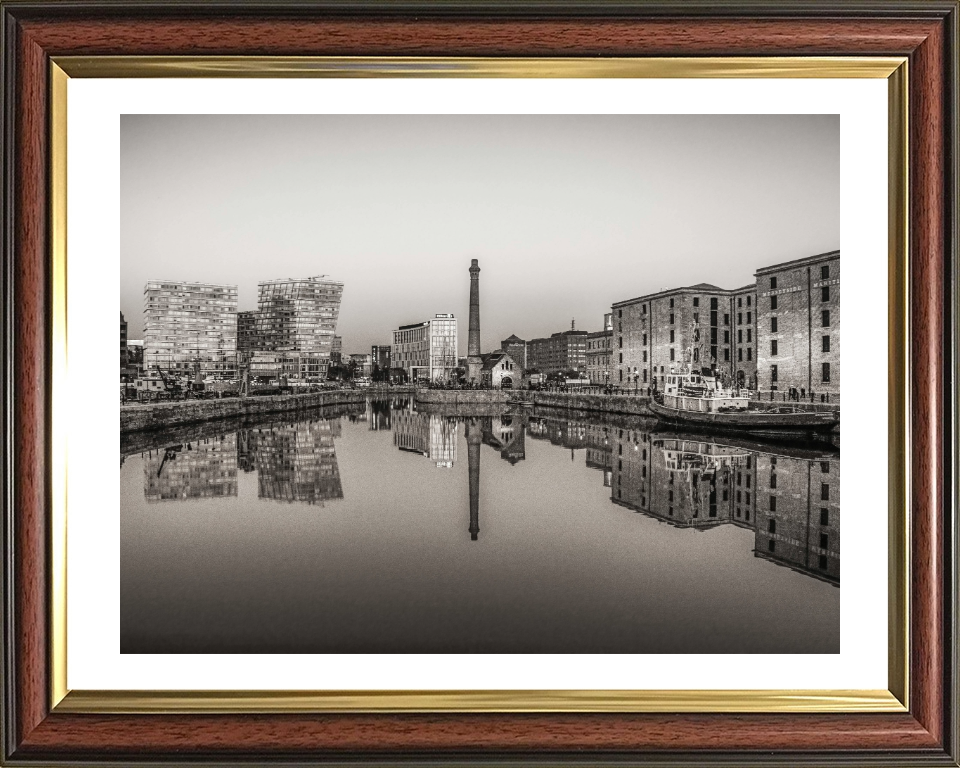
[755,250,840,275]
[397,321,428,331]
[258,275,344,286]
[145,279,237,290]
[612,283,741,308]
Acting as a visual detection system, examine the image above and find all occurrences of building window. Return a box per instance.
[642,351,647,363]
[693,313,699,323]
[724,313,730,325]
[771,340,778,356]
[643,370,647,382]
[771,317,778,333]
[822,286,830,302]
[619,369,623,382]
[693,297,699,307]
[770,473,777,488]
[738,348,743,362]
[619,353,623,363]
[821,264,829,279]
[822,335,831,353]
[821,483,830,501]
[670,330,675,343]
[747,329,752,343]
[738,312,742,325]
[770,495,777,511]
[618,336,623,348]
[670,348,675,361]
[643,333,647,345]
[738,297,742,307]
[724,330,729,343]
[771,364,778,382]
[818,554,828,569]
[770,277,777,290]
[747,296,752,306]
[822,310,831,327]
[820,533,829,549]
[768,518,777,533]
[669,298,674,308]
[738,329,743,344]
[747,311,752,324]
[771,295,778,310]
[747,347,752,361]
[822,362,831,382]
[821,461,830,473]
[724,348,730,361]
[820,508,830,526]
[669,313,674,325]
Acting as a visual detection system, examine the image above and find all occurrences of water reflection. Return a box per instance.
[143,434,238,501]
[608,429,839,585]
[239,420,343,506]
[393,408,458,468]
[122,399,841,653]
[133,402,839,584]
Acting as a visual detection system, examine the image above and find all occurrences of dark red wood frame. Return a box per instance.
[2,3,957,765]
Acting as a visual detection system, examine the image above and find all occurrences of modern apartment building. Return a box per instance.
[120,311,128,373]
[143,280,238,379]
[243,276,344,382]
[391,313,458,383]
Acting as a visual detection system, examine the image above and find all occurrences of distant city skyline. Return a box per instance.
[121,114,840,352]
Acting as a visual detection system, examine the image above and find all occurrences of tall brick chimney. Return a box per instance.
[466,259,482,383]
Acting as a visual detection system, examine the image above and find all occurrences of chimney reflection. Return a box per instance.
[466,417,481,541]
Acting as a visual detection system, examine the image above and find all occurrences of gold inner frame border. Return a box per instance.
[48,55,909,714]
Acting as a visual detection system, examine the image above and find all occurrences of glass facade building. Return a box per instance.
[391,313,458,383]
[143,281,238,379]
[243,276,344,382]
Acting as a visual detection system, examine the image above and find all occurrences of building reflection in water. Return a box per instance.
[393,408,458,468]
[143,434,238,501]
[608,427,839,585]
[482,415,526,465]
[238,419,343,506]
[137,401,837,585]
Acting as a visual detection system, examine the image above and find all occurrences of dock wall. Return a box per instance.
[120,390,366,434]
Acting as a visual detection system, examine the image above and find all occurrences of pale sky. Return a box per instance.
[121,114,839,353]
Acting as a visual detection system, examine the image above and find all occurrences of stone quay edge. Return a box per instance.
[120,390,368,434]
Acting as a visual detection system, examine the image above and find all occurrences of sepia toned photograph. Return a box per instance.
[119,114,841,655]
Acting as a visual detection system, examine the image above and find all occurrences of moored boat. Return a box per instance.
[649,366,839,438]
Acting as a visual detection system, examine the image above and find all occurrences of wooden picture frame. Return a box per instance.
[2,1,957,764]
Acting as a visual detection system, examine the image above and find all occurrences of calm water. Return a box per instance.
[120,398,840,654]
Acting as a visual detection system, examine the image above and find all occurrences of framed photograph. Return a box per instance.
[2,1,957,765]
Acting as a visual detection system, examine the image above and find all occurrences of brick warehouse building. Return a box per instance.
[611,283,757,393]
[611,249,838,399]
[755,251,840,401]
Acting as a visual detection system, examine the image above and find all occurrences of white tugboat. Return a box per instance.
[648,324,839,439]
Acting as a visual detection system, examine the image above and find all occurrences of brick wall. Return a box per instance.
[756,253,840,398]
